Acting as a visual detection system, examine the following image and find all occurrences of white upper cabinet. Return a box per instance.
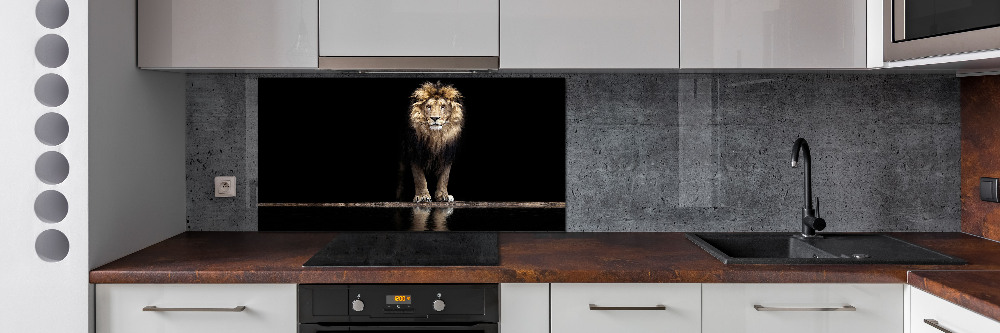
[500,0,680,69]
[681,0,874,68]
[138,0,318,69]
[135,0,886,70]
[319,0,499,57]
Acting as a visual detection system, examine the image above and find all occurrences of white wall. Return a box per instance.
[0,0,90,331]
[0,0,185,331]
[88,0,186,270]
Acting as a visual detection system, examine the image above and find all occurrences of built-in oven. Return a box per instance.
[885,0,1000,61]
[299,284,498,333]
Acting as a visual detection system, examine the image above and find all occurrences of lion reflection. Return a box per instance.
[409,207,454,231]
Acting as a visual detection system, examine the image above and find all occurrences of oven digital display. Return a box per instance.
[386,295,412,304]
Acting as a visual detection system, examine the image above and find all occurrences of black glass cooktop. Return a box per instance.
[303,232,499,266]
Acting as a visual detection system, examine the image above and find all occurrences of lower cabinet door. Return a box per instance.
[500,283,549,333]
[702,283,903,333]
[911,287,1000,333]
[550,283,701,333]
[96,284,297,333]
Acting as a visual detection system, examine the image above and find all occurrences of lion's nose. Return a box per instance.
[430,116,441,122]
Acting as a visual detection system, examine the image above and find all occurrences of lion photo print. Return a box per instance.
[258,78,566,232]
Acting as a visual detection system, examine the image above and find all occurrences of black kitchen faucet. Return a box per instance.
[791,138,826,238]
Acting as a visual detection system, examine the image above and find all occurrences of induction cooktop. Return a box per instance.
[303,232,499,267]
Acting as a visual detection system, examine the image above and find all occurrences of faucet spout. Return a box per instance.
[791,138,825,237]
[791,138,812,210]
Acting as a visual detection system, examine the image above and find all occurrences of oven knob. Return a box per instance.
[352,299,365,312]
[432,299,446,312]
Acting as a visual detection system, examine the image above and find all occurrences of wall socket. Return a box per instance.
[215,176,236,198]
[981,177,999,202]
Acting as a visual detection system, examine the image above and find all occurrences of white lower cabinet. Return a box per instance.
[500,283,550,333]
[99,282,1000,333]
[910,287,1000,333]
[551,283,701,333]
[96,284,297,333]
[702,283,903,333]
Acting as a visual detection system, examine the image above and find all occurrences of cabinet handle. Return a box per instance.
[924,319,955,333]
[589,304,666,311]
[753,305,856,312]
[143,306,247,312]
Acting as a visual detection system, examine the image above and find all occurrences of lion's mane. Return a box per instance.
[406,81,464,170]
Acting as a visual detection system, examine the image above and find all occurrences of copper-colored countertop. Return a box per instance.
[908,270,1000,323]
[90,231,1000,284]
[90,232,1000,321]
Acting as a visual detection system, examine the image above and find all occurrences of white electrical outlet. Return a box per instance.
[215,176,236,197]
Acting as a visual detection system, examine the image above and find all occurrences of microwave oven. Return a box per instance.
[884,0,1000,62]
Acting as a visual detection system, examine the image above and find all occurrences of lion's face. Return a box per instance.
[409,82,464,136]
[415,98,458,131]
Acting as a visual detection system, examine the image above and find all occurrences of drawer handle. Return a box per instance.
[753,305,856,312]
[589,304,666,311]
[924,319,955,333]
[143,306,247,312]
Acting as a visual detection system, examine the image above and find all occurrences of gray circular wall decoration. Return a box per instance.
[36,0,69,29]
[35,229,69,262]
[34,0,73,266]
[34,73,69,107]
[35,151,69,185]
[34,190,68,223]
[35,112,69,146]
[35,34,69,68]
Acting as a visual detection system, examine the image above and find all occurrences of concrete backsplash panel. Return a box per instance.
[186,73,960,232]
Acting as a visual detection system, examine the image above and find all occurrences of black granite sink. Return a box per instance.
[686,233,966,265]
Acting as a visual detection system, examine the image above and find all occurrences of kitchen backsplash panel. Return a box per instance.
[186,73,960,232]
[960,75,1000,241]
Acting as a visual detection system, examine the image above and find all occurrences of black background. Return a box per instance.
[258,78,566,203]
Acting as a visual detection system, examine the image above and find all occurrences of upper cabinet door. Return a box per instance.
[319,0,500,57]
[138,0,318,69]
[500,0,680,69]
[681,0,869,68]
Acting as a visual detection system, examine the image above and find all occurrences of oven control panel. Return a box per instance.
[299,284,498,323]
[385,294,414,312]
[360,288,452,315]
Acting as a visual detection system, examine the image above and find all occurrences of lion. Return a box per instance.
[403,81,464,203]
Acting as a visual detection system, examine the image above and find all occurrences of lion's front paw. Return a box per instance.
[413,193,432,203]
[434,191,454,202]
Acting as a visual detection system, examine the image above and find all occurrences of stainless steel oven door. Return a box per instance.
[884,0,1000,61]
[300,323,498,333]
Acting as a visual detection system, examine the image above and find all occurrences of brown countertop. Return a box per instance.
[908,270,1000,323]
[90,231,1000,284]
[90,232,1000,321]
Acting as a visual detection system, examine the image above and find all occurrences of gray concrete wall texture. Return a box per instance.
[186,73,960,232]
